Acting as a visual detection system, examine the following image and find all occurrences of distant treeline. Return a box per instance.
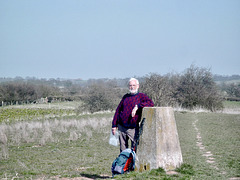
[1,74,240,87]
[213,74,240,82]
[0,65,240,112]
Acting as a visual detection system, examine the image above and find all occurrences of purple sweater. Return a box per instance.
[112,92,154,128]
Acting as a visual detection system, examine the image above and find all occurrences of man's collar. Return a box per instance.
[129,92,139,95]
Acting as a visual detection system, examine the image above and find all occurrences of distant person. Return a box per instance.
[112,78,154,152]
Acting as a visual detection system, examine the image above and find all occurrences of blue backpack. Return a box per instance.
[111,118,145,177]
[111,148,136,176]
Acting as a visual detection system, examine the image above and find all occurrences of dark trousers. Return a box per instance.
[118,124,139,152]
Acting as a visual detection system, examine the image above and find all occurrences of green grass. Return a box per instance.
[223,100,240,109]
[1,133,118,179]
[175,112,240,179]
[0,101,82,123]
[195,113,240,177]
[0,108,75,123]
[0,102,239,179]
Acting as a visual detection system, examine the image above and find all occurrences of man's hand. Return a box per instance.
[131,105,138,117]
[112,127,117,135]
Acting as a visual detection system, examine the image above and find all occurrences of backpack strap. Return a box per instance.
[133,117,146,152]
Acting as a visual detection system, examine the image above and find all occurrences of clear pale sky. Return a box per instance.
[0,0,239,80]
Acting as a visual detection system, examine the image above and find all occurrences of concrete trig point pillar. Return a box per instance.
[135,107,183,172]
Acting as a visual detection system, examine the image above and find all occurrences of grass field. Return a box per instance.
[0,101,239,179]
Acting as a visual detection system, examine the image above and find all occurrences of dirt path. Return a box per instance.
[193,118,240,180]
[192,117,227,175]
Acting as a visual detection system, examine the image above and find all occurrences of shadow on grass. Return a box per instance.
[80,173,112,179]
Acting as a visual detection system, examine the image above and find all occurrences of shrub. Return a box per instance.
[141,73,178,107]
[177,65,223,111]
[222,83,240,99]
[0,82,62,105]
[81,81,125,113]
[141,65,223,111]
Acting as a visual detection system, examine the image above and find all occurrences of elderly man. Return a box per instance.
[112,78,154,152]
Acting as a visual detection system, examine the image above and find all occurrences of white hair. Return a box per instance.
[129,78,139,85]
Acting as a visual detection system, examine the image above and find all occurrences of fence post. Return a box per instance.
[135,107,183,172]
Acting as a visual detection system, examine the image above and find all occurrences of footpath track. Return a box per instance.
[192,115,239,180]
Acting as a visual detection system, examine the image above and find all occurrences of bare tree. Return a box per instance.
[177,65,223,111]
[141,73,178,107]
[141,65,223,111]
[81,81,125,113]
